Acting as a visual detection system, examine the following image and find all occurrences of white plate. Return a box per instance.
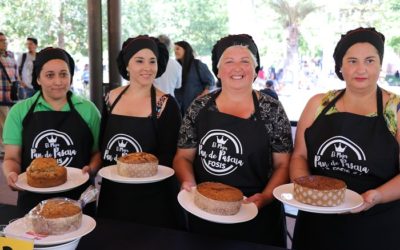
[273,183,364,214]
[15,167,89,194]
[98,165,175,184]
[177,187,258,224]
[4,215,96,246]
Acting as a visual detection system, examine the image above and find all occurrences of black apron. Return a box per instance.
[293,87,400,250]
[19,91,94,214]
[97,85,180,229]
[188,90,286,247]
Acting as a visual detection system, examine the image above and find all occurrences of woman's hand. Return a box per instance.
[181,181,196,192]
[82,165,93,176]
[351,189,382,213]
[244,193,271,209]
[6,172,22,191]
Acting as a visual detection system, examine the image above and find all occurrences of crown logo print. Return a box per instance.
[334,143,347,153]
[118,140,128,148]
[216,136,228,145]
[46,136,57,144]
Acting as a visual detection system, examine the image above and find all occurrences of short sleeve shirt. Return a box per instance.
[3,91,101,151]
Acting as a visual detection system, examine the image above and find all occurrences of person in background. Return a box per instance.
[18,37,38,99]
[81,63,90,96]
[173,34,292,246]
[0,32,19,158]
[174,40,215,115]
[260,79,279,100]
[2,47,101,214]
[97,35,184,229]
[154,34,182,97]
[290,27,400,250]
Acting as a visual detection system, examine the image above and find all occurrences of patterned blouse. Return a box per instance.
[316,88,400,137]
[177,91,293,153]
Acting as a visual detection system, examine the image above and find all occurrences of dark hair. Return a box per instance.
[157,34,171,49]
[174,40,195,87]
[27,37,38,45]
[0,32,4,36]
[333,27,385,80]
[266,80,274,87]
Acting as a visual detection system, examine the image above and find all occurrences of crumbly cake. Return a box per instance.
[117,152,158,177]
[28,199,82,235]
[26,157,67,188]
[293,175,347,207]
[194,182,243,216]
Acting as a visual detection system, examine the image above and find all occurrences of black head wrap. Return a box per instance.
[333,27,385,80]
[117,35,169,80]
[32,47,75,90]
[211,34,260,79]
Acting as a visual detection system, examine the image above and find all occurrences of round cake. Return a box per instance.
[293,175,347,207]
[26,157,67,188]
[194,182,243,216]
[28,198,82,235]
[116,152,158,178]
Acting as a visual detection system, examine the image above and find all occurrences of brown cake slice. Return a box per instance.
[194,182,243,216]
[293,175,347,207]
[28,198,82,235]
[116,152,158,177]
[26,157,67,188]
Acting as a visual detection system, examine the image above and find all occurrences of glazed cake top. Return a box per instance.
[118,152,158,164]
[197,182,243,202]
[294,175,346,190]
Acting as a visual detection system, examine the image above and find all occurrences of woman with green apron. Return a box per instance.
[2,47,101,215]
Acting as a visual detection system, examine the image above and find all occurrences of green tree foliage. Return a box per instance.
[0,0,88,55]
[121,0,228,56]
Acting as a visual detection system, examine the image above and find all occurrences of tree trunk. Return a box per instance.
[57,1,65,49]
[283,24,300,87]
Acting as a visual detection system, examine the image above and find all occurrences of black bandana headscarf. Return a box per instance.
[32,47,75,89]
[116,35,169,80]
[333,27,385,80]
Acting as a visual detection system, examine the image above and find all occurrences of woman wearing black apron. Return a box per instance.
[2,47,101,215]
[96,35,183,229]
[173,34,292,246]
[291,27,400,250]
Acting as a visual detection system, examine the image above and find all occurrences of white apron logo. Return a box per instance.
[31,129,77,166]
[314,135,369,175]
[198,129,244,176]
[103,133,142,162]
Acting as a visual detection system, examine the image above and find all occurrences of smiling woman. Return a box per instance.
[97,35,184,229]
[173,34,292,246]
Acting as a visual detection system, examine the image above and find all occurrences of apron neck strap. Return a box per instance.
[321,87,383,117]
[320,89,345,115]
[27,91,74,114]
[109,85,130,112]
[206,89,262,120]
[376,86,383,117]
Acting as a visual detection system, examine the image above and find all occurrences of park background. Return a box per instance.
[1,0,400,121]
